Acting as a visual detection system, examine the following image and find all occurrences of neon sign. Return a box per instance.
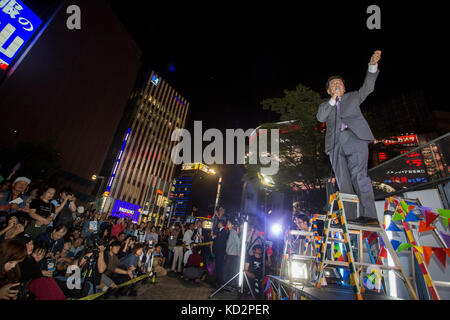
[0,0,42,70]
[106,128,131,192]
[111,200,141,223]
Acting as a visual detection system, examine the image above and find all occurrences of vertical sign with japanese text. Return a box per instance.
[0,0,42,70]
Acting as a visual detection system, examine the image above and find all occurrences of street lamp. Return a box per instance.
[92,174,105,212]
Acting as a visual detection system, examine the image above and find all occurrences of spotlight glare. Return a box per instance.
[271,223,282,235]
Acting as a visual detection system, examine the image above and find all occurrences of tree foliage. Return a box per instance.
[245,83,330,192]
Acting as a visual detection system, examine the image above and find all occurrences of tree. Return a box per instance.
[245,84,330,193]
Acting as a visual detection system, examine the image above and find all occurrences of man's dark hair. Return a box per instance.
[296,213,310,225]
[63,236,72,244]
[325,75,345,91]
[53,224,68,233]
[59,187,73,196]
[253,245,263,251]
[110,240,121,248]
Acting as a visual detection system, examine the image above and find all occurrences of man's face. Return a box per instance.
[52,228,67,240]
[254,248,262,257]
[12,181,28,194]
[327,78,346,96]
[74,238,83,247]
[64,241,72,251]
[42,188,55,201]
[155,246,161,253]
[112,245,120,255]
[136,248,143,256]
[297,219,308,231]
[119,234,125,242]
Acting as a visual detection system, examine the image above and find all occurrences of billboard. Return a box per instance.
[111,199,142,224]
[0,0,42,70]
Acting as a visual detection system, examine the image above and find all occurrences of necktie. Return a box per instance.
[336,99,347,131]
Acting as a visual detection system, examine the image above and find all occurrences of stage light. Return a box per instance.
[238,220,248,289]
[290,261,309,281]
[271,223,282,235]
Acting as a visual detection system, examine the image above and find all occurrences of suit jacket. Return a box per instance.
[213,227,228,256]
[317,68,379,154]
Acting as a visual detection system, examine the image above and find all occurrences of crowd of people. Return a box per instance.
[0,177,273,300]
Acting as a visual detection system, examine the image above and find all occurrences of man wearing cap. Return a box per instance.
[317,50,382,226]
[0,177,31,224]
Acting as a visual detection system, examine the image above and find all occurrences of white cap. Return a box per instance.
[77,206,85,214]
[14,177,31,185]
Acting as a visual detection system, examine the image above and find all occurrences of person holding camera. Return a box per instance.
[0,215,25,241]
[0,239,27,300]
[51,187,76,229]
[98,240,132,291]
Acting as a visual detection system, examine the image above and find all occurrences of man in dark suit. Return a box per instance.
[212,219,228,286]
[317,50,382,226]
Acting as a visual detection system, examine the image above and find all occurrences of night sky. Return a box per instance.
[109,2,447,211]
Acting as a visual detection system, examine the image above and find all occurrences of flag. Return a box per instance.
[419,221,435,233]
[404,211,421,222]
[422,246,433,266]
[425,210,439,227]
[390,239,402,251]
[379,247,388,259]
[432,248,447,268]
[438,209,450,228]
[392,211,404,221]
[386,221,402,232]
[397,243,414,253]
[439,231,450,248]
[368,233,378,245]
[419,206,433,217]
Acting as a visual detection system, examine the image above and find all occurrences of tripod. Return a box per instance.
[79,253,98,299]
[209,220,256,300]
[209,267,255,300]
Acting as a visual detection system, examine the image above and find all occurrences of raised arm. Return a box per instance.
[358,50,382,103]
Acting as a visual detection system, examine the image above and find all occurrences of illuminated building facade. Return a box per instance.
[167,163,221,223]
[99,68,189,225]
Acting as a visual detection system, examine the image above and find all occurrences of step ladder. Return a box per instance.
[315,192,418,300]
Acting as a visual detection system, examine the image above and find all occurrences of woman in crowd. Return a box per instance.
[0,215,25,241]
[0,239,27,300]
[24,186,56,240]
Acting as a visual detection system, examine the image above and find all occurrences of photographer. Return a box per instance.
[0,215,25,241]
[0,239,27,300]
[119,235,137,258]
[18,238,66,300]
[82,212,101,247]
[36,224,68,257]
[98,240,132,290]
[120,243,144,276]
[51,187,76,229]
[134,222,147,243]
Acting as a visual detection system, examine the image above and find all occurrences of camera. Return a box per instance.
[11,282,33,300]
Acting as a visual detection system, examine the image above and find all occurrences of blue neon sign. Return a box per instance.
[106,127,131,192]
[0,0,42,70]
[111,199,142,224]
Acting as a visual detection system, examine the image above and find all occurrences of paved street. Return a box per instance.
[108,271,240,300]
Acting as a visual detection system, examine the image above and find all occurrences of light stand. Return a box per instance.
[209,219,255,300]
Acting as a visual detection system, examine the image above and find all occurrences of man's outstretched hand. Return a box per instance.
[370,50,382,65]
